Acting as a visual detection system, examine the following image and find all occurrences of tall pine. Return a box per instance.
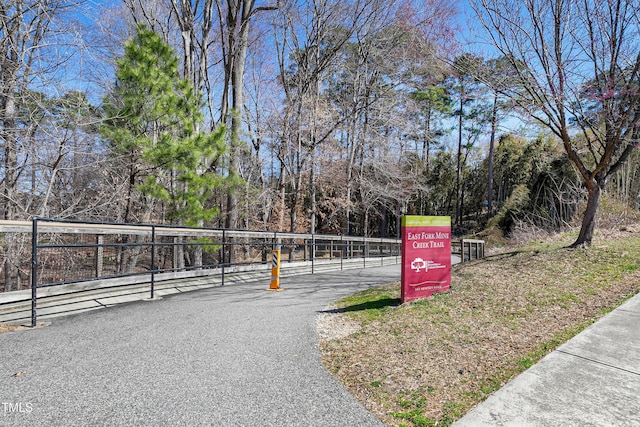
[102,25,226,226]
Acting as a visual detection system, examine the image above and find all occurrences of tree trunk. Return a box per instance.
[571,182,600,248]
[310,147,316,234]
[2,75,20,291]
[455,94,463,228]
[225,76,243,265]
[225,23,245,264]
[278,183,286,232]
[487,93,498,219]
[125,201,154,273]
[380,205,388,238]
[289,168,303,232]
[309,71,320,235]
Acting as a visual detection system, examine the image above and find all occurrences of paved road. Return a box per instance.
[1,265,401,427]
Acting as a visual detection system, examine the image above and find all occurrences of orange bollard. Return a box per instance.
[269,250,281,290]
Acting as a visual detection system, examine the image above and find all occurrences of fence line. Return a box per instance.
[454,239,486,262]
[1,218,401,326]
[0,218,483,326]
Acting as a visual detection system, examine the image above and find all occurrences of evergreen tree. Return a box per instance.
[102,25,227,226]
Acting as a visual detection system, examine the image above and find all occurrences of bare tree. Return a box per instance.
[0,0,89,290]
[272,0,369,232]
[242,19,281,229]
[215,0,277,235]
[451,53,483,229]
[169,0,213,98]
[472,0,640,246]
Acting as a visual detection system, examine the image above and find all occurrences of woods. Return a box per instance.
[1,0,640,289]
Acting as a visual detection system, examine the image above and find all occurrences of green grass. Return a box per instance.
[334,285,401,323]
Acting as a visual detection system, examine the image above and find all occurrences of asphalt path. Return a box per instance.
[1,265,401,427]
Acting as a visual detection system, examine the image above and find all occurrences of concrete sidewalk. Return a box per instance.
[0,265,400,427]
[454,291,640,426]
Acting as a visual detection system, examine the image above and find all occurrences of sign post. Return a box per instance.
[401,216,451,303]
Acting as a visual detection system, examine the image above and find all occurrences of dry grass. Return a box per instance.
[0,322,19,333]
[319,227,640,426]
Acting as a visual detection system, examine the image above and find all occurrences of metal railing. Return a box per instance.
[8,217,400,326]
[0,218,484,326]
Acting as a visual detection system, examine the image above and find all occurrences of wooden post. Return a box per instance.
[95,235,104,278]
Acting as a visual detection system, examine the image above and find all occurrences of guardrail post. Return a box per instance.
[31,217,38,327]
[173,236,178,271]
[311,234,315,274]
[95,235,104,278]
[303,237,307,261]
[150,225,156,299]
[221,229,226,286]
[363,237,366,269]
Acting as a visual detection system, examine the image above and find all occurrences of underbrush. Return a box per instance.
[481,193,640,251]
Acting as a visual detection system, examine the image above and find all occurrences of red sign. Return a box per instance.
[401,216,451,303]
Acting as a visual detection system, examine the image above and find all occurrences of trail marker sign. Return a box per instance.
[401,216,451,303]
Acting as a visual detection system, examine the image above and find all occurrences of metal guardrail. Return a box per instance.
[0,218,484,326]
[2,217,400,326]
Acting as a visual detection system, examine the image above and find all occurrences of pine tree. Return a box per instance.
[102,25,227,226]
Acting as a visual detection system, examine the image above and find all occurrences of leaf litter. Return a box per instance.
[318,229,640,426]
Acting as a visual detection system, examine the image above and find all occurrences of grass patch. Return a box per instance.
[333,285,401,323]
[320,231,640,426]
